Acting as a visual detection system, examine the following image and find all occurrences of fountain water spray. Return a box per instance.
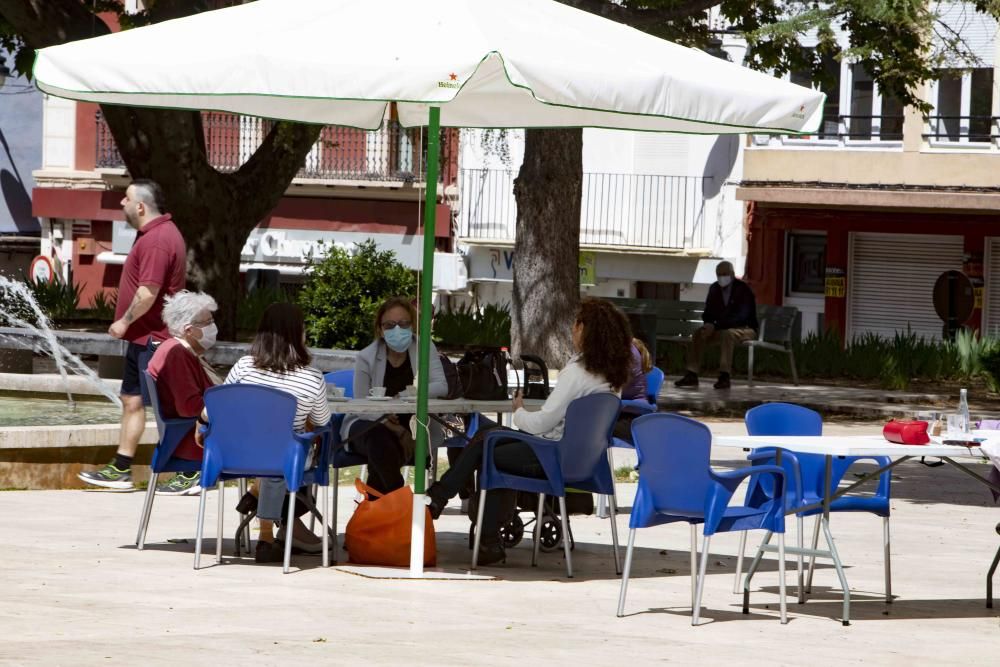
[0,275,122,409]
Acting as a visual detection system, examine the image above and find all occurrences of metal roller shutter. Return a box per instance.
[848,232,964,341]
[984,238,1000,336]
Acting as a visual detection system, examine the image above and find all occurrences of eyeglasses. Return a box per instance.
[380,320,412,331]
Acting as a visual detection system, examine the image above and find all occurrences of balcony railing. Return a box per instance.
[459,168,709,250]
[96,111,454,183]
[924,115,1000,143]
[755,114,905,146]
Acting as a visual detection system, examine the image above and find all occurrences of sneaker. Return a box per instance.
[155,472,202,496]
[714,372,731,390]
[674,371,699,388]
[78,463,134,491]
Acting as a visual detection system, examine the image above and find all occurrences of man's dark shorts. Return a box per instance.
[121,340,156,404]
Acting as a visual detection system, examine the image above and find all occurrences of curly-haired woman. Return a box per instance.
[426,297,633,565]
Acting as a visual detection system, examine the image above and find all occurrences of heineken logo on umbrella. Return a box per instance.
[792,104,806,120]
[438,72,461,89]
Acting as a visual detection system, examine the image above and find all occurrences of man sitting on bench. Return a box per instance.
[675,261,758,390]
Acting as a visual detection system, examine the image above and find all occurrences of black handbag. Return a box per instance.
[456,348,508,400]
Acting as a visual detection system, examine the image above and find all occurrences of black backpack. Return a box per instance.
[456,348,508,400]
[439,354,463,400]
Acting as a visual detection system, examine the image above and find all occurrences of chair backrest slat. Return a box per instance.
[203,384,300,479]
[142,370,167,439]
[558,393,621,483]
[324,369,355,398]
[631,413,713,514]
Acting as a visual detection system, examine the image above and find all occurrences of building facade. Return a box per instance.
[740,3,1000,341]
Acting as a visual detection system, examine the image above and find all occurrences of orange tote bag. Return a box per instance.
[344,479,436,567]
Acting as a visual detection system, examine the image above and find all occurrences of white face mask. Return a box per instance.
[717,275,733,288]
[197,322,218,350]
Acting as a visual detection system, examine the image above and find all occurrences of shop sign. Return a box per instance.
[824,267,845,298]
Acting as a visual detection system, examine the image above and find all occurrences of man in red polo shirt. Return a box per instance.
[78,179,188,491]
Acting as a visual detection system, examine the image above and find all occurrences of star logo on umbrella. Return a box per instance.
[449,73,458,81]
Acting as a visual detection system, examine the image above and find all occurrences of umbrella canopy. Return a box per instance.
[34,0,824,133]
[34,0,824,577]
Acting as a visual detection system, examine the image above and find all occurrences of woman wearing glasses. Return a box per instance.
[342,296,447,493]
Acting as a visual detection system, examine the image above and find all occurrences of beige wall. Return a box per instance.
[744,146,1000,189]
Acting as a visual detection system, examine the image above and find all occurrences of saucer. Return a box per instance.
[367,396,392,401]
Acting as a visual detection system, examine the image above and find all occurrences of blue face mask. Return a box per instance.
[384,325,413,353]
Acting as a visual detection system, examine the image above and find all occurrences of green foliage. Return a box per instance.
[297,240,416,350]
[86,290,117,321]
[236,286,292,333]
[980,346,1000,393]
[24,275,82,322]
[657,326,994,390]
[433,302,512,348]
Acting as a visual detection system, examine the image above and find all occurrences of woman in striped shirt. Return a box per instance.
[226,303,331,564]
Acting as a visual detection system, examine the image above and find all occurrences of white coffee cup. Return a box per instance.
[327,385,345,399]
[369,386,387,398]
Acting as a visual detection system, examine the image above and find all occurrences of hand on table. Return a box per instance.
[512,390,524,412]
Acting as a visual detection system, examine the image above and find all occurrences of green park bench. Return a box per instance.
[608,298,800,385]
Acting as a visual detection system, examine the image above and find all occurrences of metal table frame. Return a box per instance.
[713,435,1000,625]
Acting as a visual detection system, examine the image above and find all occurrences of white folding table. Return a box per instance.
[712,434,998,625]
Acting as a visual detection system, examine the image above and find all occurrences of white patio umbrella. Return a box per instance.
[34,0,824,577]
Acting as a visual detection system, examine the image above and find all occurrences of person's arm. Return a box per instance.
[512,363,581,436]
[701,284,720,326]
[425,341,448,398]
[308,371,333,429]
[109,284,158,339]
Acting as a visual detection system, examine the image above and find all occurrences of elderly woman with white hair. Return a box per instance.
[145,290,221,494]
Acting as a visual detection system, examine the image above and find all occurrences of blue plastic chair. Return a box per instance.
[616,413,788,625]
[323,369,355,397]
[135,370,254,553]
[473,393,623,577]
[739,403,892,604]
[196,384,332,573]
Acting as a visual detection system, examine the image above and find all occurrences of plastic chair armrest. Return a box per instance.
[481,430,562,489]
[844,455,892,498]
[620,399,655,416]
[747,448,803,499]
[705,465,785,534]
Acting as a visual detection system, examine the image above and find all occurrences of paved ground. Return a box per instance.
[1,420,998,665]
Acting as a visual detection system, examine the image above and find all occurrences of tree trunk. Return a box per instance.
[511,128,583,369]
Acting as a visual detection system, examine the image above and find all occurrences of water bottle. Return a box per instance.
[958,388,971,434]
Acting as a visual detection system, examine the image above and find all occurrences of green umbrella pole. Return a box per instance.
[414,105,441,497]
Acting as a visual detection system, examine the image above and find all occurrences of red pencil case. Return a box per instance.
[883,419,930,445]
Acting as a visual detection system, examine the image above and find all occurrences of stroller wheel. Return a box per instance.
[538,514,563,553]
[500,514,524,548]
[469,514,525,550]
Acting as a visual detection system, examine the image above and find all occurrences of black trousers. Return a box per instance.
[433,426,545,546]
[349,420,406,494]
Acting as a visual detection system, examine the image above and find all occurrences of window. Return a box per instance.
[790,50,841,138]
[933,67,995,142]
[787,233,827,296]
[970,68,995,142]
[847,64,904,141]
[935,69,963,140]
[636,282,680,300]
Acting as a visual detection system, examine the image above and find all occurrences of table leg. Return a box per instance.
[823,454,851,626]
[742,530,772,614]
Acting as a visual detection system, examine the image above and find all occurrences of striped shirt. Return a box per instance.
[224,356,331,433]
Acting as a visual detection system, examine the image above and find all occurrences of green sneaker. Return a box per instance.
[155,472,202,496]
[78,462,134,491]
